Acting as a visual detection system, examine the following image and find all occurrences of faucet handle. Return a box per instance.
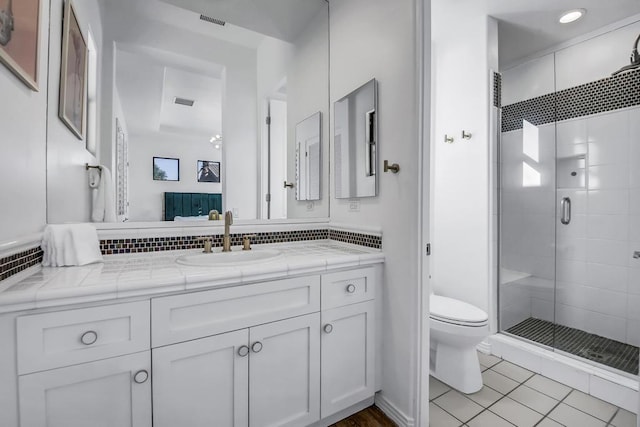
[242,234,257,251]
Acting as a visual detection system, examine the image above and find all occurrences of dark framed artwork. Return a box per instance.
[59,0,87,139]
[0,0,41,91]
[153,157,179,181]
[197,160,220,183]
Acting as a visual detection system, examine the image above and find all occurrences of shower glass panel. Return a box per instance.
[498,51,640,376]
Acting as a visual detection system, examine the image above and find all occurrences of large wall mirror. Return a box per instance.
[45,0,329,224]
[334,78,377,199]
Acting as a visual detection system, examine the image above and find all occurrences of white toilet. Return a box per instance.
[429,294,489,394]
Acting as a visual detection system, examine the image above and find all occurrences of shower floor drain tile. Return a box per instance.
[505,318,639,375]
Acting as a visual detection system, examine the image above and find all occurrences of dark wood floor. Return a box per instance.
[330,405,397,427]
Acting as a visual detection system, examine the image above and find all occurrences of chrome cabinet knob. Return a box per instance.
[133,370,149,384]
[252,342,263,353]
[346,284,356,294]
[323,324,333,334]
[80,331,98,346]
[237,345,250,357]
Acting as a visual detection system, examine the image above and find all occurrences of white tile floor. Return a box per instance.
[430,352,638,427]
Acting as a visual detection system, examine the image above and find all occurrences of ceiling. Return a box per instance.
[487,0,640,68]
[158,0,328,42]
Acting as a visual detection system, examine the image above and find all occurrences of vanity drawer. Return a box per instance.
[152,275,320,347]
[17,301,150,375]
[321,268,376,309]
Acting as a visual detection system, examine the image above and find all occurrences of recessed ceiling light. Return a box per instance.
[559,9,586,24]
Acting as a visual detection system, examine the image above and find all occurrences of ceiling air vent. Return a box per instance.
[173,97,195,107]
[200,15,226,26]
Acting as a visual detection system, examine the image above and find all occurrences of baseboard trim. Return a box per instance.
[374,393,415,427]
[477,340,492,354]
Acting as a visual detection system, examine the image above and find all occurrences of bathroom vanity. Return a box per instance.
[0,242,383,427]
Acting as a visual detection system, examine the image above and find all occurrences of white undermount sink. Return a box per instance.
[176,249,283,267]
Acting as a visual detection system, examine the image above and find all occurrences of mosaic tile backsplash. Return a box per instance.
[100,229,382,254]
[0,247,44,282]
[0,228,382,283]
[502,68,640,132]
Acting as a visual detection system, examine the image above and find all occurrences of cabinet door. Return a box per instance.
[321,301,375,417]
[249,313,320,427]
[18,351,151,427]
[152,329,249,427]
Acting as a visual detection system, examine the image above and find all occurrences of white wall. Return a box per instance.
[329,0,421,422]
[431,2,498,314]
[287,6,330,219]
[0,0,49,242]
[47,0,103,224]
[128,133,222,222]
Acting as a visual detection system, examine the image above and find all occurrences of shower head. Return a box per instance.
[612,33,640,76]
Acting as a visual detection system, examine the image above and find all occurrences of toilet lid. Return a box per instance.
[430,295,488,325]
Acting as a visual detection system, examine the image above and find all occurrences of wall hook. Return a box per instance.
[383,160,400,174]
[444,135,454,144]
[461,130,472,140]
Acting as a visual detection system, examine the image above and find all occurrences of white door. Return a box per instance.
[249,313,320,427]
[321,301,376,417]
[18,351,151,427]
[152,329,250,427]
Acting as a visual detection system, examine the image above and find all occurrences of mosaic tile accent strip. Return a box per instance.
[506,317,639,375]
[329,229,382,249]
[99,230,330,255]
[493,72,502,108]
[0,247,44,282]
[502,68,640,132]
[98,229,382,255]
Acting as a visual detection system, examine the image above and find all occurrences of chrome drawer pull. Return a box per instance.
[237,345,250,357]
[133,370,149,384]
[323,324,333,334]
[346,284,356,294]
[252,342,263,353]
[80,331,98,346]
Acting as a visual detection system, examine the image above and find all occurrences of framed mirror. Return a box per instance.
[334,78,377,199]
[295,112,321,201]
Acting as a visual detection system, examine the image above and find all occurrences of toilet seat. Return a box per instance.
[430,295,488,327]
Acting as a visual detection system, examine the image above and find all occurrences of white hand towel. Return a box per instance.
[92,165,117,223]
[41,224,103,267]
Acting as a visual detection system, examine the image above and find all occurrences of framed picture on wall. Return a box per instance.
[197,160,220,183]
[58,0,87,140]
[154,157,179,181]
[0,0,41,91]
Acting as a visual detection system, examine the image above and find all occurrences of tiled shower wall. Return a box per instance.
[498,19,640,347]
[500,107,640,347]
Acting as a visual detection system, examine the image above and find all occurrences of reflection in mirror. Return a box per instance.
[295,112,321,201]
[45,0,329,224]
[334,79,377,199]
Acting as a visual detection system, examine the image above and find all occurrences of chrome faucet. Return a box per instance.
[222,210,233,252]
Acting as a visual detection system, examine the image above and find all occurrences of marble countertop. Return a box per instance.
[0,240,384,313]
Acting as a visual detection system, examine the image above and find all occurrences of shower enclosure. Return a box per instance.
[497,27,640,377]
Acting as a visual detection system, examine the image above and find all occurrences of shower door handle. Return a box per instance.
[561,197,571,225]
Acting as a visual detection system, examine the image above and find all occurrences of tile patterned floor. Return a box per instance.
[430,352,638,427]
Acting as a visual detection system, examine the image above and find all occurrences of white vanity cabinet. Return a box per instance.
[18,351,152,427]
[15,301,152,427]
[319,268,377,418]
[4,263,381,427]
[151,276,322,427]
[152,313,321,427]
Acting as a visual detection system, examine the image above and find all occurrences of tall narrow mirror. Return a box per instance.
[295,112,321,201]
[334,78,377,199]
